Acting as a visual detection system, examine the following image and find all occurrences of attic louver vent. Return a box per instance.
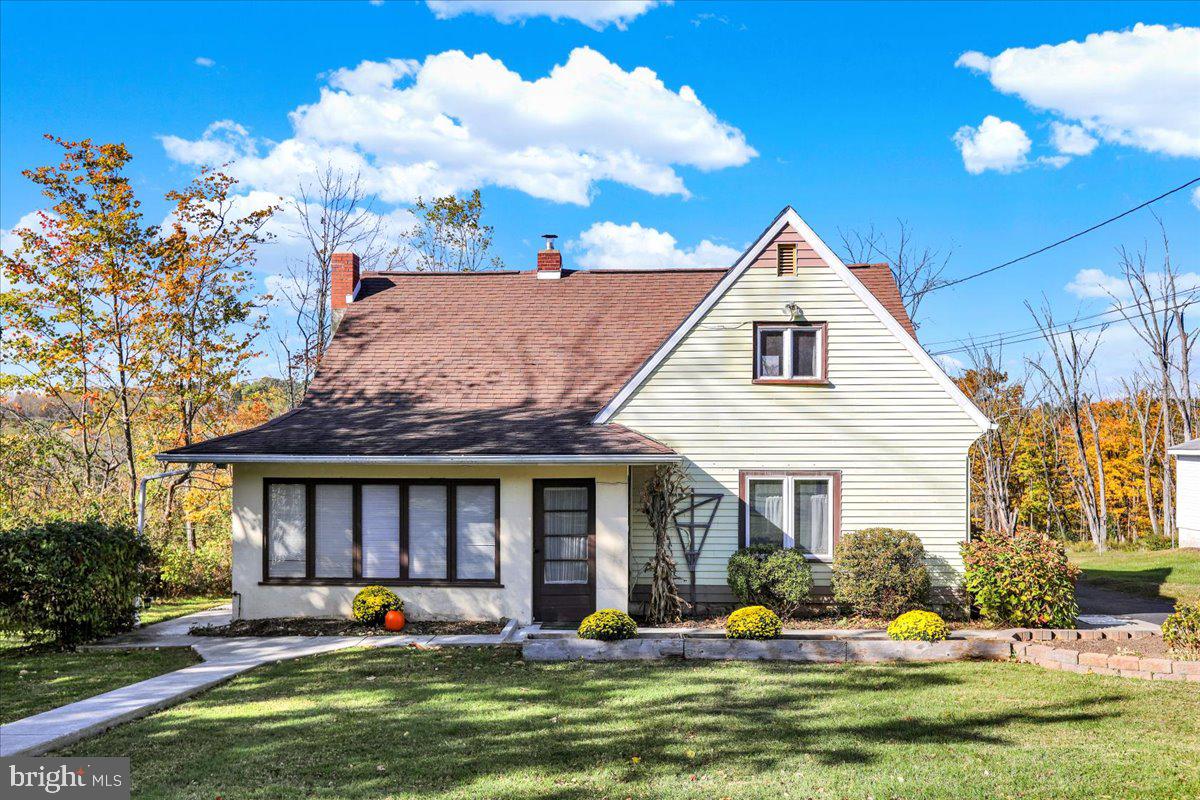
[776,243,797,276]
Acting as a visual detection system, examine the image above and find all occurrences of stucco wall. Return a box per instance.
[231,462,630,623]
[616,224,986,595]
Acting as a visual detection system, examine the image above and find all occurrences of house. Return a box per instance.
[1167,441,1200,548]
[158,207,991,623]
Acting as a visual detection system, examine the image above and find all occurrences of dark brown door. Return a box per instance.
[532,479,596,623]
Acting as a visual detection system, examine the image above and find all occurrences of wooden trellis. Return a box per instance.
[673,491,723,608]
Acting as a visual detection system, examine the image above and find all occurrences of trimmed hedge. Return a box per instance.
[352,586,404,625]
[726,546,813,618]
[887,610,950,642]
[831,528,931,618]
[725,605,782,640]
[0,520,157,647]
[157,540,231,598]
[578,609,638,641]
[1162,603,1200,652]
[961,527,1079,628]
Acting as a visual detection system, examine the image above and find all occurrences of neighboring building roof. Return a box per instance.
[848,263,916,338]
[1169,439,1200,455]
[159,268,725,462]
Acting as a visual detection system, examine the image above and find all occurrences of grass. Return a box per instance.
[138,596,228,627]
[0,639,199,724]
[63,646,1200,799]
[0,595,220,723]
[1071,548,1200,605]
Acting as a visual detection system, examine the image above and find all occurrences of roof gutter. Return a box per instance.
[155,453,681,465]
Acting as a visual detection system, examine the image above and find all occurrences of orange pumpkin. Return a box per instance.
[384,609,406,631]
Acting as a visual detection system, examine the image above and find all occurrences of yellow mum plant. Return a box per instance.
[578,609,638,641]
[886,610,950,642]
[351,585,403,625]
[725,605,782,640]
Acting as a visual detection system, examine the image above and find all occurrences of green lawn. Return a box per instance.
[139,596,228,627]
[0,639,199,724]
[1071,548,1200,605]
[63,647,1199,799]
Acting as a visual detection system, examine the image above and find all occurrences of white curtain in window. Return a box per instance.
[409,485,447,579]
[794,480,829,555]
[315,484,353,578]
[362,484,400,578]
[456,485,496,580]
[268,483,306,578]
[748,479,785,547]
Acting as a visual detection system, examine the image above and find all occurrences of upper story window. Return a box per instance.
[753,322,827,384]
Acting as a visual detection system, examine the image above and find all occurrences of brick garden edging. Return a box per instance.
[1010,629,1200,682]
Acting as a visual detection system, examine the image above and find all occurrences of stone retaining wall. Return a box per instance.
[523,635,1009,663]
[1010,629,1200,682]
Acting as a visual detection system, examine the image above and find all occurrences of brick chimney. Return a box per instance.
[536,234,562,279]
[331,251,360,329]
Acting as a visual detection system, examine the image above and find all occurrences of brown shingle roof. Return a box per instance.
[848,263,916,338]
[162,268,725,460]
[161,259,919,461]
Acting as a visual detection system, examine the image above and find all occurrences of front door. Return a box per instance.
[532,479,596,623]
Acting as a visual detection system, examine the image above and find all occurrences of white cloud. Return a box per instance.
[571,221,741,269]
[1050,122,1098,156]
[194,56,216,68]
[953,115,1031,174]
[1192,185,1200,210]
[1065,267,1131,300]
[935,353,965,373]
[425,1,664,30]
[161,47,755,206]
[957,23,1200,158]
[0,210,55,256]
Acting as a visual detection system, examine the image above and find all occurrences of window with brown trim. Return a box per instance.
[753,322,828,384]
[263,479,500,586]
[739,470,841,560]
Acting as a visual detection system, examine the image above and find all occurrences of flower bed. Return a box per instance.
[191,618,505,637]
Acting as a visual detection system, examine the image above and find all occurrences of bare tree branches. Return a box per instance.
[1111,219,1192,546]
[839,220,951,327]
[1026,299,1109,551]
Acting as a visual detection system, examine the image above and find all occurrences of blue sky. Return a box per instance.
[2,1,1197,381]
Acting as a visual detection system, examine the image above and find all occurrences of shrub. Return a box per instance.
[725,605,782,640]
[961,527,1079,628]
[726,546,813,618]
[0,520,157,647]
[352,586,403,625]
[887,610,950,642]
[578,609,638,641]
[831,528,930,618]
[156,540,231,598]
[1162,604,1200,653]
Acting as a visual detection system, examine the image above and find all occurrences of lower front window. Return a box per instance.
[743,472,837,559]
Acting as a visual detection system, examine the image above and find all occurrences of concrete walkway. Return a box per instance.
[1076,580,1175,627]
[0,607,516,757]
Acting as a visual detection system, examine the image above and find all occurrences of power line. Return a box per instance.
[922,286,1200,350]
[929,290,1200,358]
[930,176,1200,293]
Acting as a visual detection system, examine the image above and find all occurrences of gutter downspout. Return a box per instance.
[137,468,190,537]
